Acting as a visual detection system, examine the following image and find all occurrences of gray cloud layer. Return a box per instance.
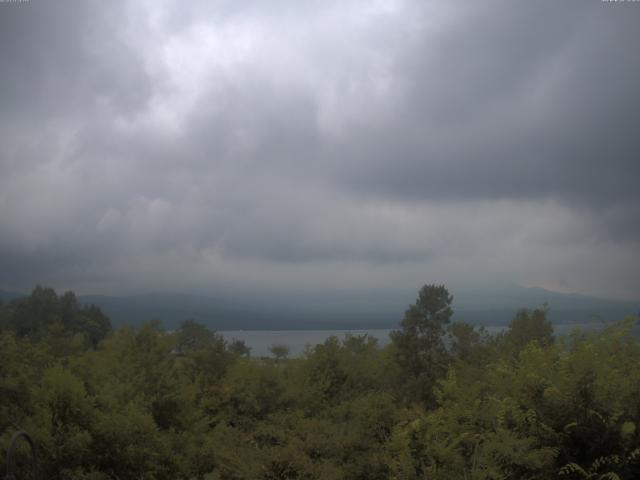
[1,0,639,300]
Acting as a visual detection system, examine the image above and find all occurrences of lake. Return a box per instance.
[220,323,609,357]
[220,329,393,357]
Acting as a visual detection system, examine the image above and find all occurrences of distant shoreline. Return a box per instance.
[218,322,615,357]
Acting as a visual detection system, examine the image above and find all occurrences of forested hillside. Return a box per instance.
[1,286,639,479]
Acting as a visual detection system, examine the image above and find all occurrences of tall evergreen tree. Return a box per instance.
[390,284,453,406]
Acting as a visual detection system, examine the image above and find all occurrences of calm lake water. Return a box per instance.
[220,323,607,357]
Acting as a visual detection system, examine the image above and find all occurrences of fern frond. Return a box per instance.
[559,462,588,477]
[597,473,621,480]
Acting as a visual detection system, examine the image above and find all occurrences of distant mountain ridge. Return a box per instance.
[0,290,24,303]
[452,284,639,327]
[2,285,638,330]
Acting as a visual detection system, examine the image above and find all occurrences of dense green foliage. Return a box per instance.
[1,285,639,479]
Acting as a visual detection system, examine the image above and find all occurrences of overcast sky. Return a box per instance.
[0,0,639,301]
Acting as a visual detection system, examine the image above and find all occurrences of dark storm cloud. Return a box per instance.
[337,1,640,206]
[0,0,638,298]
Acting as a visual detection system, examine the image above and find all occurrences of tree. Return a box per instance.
[229,339,251,357]
[76,304,112,347]
[176,319,216,353]
[7,285,60,337]
[448,321,491,365]
[1,286,111,347]
[269,344,290,361]
[390,284,453,405]
[502,306,554,353]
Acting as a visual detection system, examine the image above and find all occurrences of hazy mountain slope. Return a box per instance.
[453,284,639,326]
[80,286,638,330]
[2,286,637,330]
